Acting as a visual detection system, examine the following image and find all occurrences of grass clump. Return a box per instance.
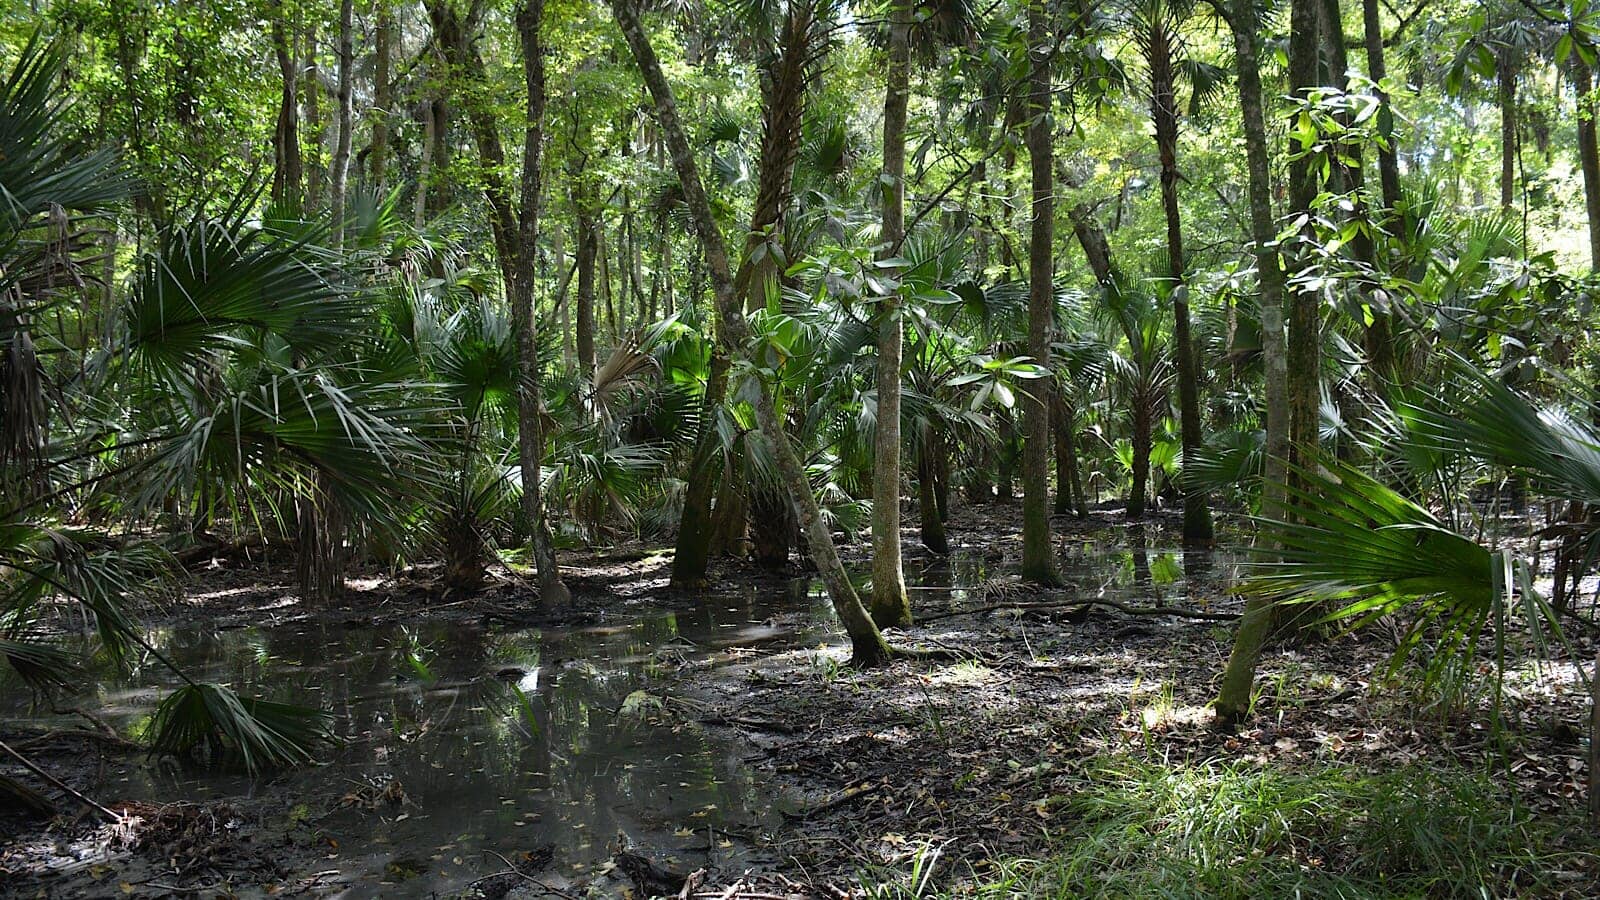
[881,757,1596,898]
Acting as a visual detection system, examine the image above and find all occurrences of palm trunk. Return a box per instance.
[614,0,891,664]
[1021,0,1058,584]
[871,0,912,627]
[1148,20,1213,545]
[576,196,598,381]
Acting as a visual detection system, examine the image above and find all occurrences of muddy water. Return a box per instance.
[4,583,834,896]
[3,540,1237,896]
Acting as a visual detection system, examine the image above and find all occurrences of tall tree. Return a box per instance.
[427,0,571,607]
[329,0,354,244]
[1214,0,1292,724]
[612,0,892,664]
[1021,0,1059,584]
[1134,0,1214,544]
[871,0,913,627]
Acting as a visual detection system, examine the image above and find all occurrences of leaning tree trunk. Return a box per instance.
[871,0,912,627]
[674,0,812,587]
[1148,17,1213,545]
[1020,0,1058,584]
[613,0,891,664]
[1216,0,1300,725]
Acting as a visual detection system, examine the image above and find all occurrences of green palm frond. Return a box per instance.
[149,682,337,772]
[0,30,128,242]
[0,633,85,692]
[1244,458,1559,681]
[113,199,363,382]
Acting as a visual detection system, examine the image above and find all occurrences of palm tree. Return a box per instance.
[1126,0,1225,544]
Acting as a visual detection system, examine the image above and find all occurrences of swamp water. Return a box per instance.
[2,542,1235,896]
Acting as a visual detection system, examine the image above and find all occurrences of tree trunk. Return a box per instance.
[918,428,949,554]
[576,196,598,381]
[1216,0,1298,725]
[871,0,912,627]
[296,473,344,602]
[415,99,435,228]
[1360,0,1397,381]
[1285,0,1321,480]
[1574,60,1600,272]
[1130,401,1151,520]
[370,0,394,188]
[1021,0,1058,584]
[1499,54,1517,213]
[514,0,572,608]
[269,4,302,207]
[613,0,890,664]
[1148,17,1213,545]
[1053,391,1087,518]
[304,26,325,211]
[329,0,354,244]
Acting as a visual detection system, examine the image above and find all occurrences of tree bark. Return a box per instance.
[1360,0,1397,381]
[1021,0,1058,584]
[1147,12,1213,545]
[613,0,891,664]
[1574,60,1600,272]
[269,3,302,207]
[1499,53,1517,213]
[370,0,394,188]
[329,0,354,244]
[514,0,572,608]
[576,194,598,382]
[871,0,912,627]
[1216,0,1297,725]
[1286,0,1321,480]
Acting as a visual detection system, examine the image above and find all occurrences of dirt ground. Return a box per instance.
[3,506,1597,898]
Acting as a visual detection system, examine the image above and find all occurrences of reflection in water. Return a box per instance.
[2,542,1236,895]
[4,598,836,896]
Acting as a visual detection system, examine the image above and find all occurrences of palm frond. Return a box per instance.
[149,682,337,772]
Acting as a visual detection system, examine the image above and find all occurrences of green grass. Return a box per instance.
[867,757,1598,898]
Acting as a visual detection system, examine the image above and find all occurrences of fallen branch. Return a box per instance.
[0,737,118,821]
[915,597,1238,624]
[780,781,881,822]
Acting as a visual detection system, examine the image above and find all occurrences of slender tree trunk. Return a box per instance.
[1021,0,1058,584]
[576,196,598,381]
[304,26,325,211]
[1053,391,1087,518]
[329,0,354,244]
[918,428,949,553]
[1286,0,1321,478]
[672,0,812,587]
[1130,400,1151,519]
[514,0,572,608]
[415,100,435,228]
[871,0,912,627]
[1499,55,1517,213]
[1148,19,1213,545]
[1574,60,1600,272]
[370,0,394,188]
[1360,0,1397,381]
[428,0,570,606]
[269,5,302,206]
[1216,0,1297,725]
[614,0,890,664]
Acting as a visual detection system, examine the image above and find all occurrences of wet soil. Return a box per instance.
[3,504,1597,898]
